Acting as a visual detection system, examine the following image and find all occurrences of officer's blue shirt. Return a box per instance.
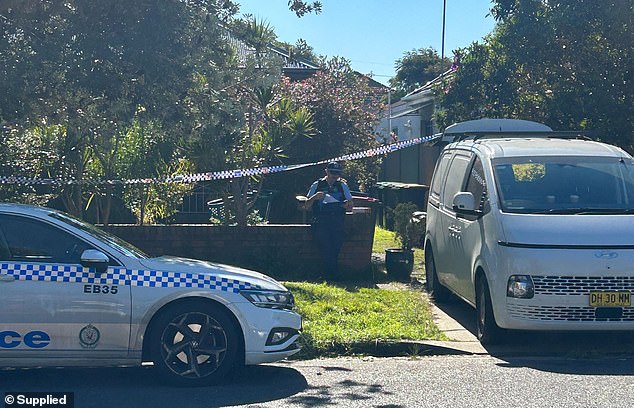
[307,177,353,217]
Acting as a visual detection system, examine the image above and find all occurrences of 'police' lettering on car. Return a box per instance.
[0,330,50,348]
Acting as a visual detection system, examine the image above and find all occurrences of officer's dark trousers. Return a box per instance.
[312,214,345,278]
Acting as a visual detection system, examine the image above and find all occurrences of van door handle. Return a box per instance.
[0,274,15,282]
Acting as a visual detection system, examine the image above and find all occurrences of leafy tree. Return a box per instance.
[389,47,451,101]
[219,90,315,226]
[0,0,243,220]
[0,124,69,207]
[86,117,193,225]
[267,57,384,222]
[287,0,322,17]
[277,38,318,63]
[192,17,316,226]
[124,158,195,225]
[291,39,317,61]
[231,15,277,57]
[436,0,634,150]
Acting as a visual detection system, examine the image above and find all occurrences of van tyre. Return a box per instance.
[425,249,450,302]
[150,301,239,386]
[476,277,503,345]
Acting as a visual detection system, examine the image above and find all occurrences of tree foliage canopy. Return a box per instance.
[0,0,292,223]
[266,58,384,222]
[280,58,383,190]
[436,0,633,149]
[0,0,383,225]
[287,0,322,17]
[389,47,451,101]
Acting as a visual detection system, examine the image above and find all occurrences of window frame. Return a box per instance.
[0,213,119,266]
[441,151,473,210]
[464,155,488,213]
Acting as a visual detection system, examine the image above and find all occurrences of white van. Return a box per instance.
[425,118,634,344]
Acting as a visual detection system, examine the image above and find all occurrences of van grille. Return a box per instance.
[508,304,634,321]
[532,276,634,295]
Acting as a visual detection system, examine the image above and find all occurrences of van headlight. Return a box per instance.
[240,290,295,310]
[507,275,535,298]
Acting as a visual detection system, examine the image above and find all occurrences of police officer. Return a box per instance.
[305,162,353,279]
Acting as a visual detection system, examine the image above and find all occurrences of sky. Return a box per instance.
[235,0,497,85]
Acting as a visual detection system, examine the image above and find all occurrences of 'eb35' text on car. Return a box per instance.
[0,204,301,385]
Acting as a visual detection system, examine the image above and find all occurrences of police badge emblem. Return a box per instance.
[79,324,100,348]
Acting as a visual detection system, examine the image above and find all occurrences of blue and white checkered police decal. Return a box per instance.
[0,263,258,293]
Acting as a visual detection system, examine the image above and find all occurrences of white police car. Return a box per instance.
[0,203,301,385]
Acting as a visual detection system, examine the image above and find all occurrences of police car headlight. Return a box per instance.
[240,290,295,310]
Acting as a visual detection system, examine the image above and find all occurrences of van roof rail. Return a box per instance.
[447,131,595,143]
[439,119,595,143]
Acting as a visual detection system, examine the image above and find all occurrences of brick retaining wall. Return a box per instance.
[101,210,375,280]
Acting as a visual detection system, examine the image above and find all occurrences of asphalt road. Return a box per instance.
[3,296,634,407]
[2,355,634,408]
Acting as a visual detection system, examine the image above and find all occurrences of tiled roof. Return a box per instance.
[403,68,455,98]
[223,29,319,74]
[267,44,320,70]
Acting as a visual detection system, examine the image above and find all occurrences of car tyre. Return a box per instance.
[150,301,239,386]
[425,249,450,302]
[476,277,503,345]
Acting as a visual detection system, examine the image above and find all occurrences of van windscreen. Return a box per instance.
[492,156,634,214]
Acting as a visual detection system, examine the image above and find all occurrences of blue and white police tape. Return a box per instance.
[0,133,441,186]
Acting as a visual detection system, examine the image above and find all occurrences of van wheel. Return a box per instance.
[425,249,450,302]
[476,277,502,345]
[150,302,239,386]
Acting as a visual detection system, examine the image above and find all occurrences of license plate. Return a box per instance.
[589,291,631,307]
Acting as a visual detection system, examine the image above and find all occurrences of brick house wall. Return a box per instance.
[101,210,375,281]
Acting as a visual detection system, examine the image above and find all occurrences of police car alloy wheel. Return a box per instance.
[150,301,238,386]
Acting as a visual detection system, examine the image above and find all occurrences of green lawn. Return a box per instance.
[286,281,447,358]
[282,224,443,359]
[372,225,398,254]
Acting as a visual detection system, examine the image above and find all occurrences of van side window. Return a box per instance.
[429,152,452,205]
[465,157,487,210]
[442,153,472,207]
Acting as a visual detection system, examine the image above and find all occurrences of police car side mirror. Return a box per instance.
[81,249,109,274]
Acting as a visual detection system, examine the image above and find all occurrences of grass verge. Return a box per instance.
[286,281,448,359]
[372,225,397,254]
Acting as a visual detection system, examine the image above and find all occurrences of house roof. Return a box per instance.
[267,44,320,71]
[402,68,455,100]
[354,72,389,90]
[224,27,389,84]
[224,29,320,80]
[390,106,422,119]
